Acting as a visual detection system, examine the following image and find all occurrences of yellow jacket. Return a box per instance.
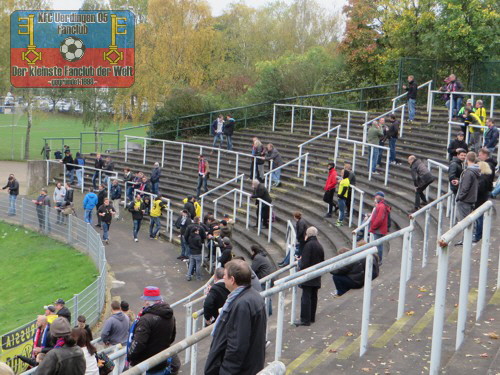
[474,107,486,126]
[338,177,350,199]
[182,198,201,218]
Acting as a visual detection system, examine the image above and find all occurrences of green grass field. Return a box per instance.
[0,112,147,161]
[0,221,97,334]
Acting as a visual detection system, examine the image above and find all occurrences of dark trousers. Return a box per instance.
[196,175,208,199]
[256,203,270,228]
[300,286,319,324]
[332,275,359,296]
[414,181,432,209]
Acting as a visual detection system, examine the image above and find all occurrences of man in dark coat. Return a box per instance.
[128,286,180,375]
[447,132,468,161]
[295,227,325,326]
[150,162,161,195]
[251,179,272,228]
[408,155,435,211]
[448,149,466,195]
[54,299,71,323]
[250,244,275,279]
[96,184,107,227]
[183,195,196,220]
[263,143,284,187]
[203,267,230,325]
[223,115,235,151]
[92,153,104,190]
[204,260,267,375]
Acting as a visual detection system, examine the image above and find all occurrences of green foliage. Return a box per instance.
[245,47,344,102]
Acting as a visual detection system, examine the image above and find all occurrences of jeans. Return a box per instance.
[92,171,100,190]
[127,186,134,202]
[332,274,360,296]
[37,207,50,232]
[149,216,161,238]
[446,97,463,117]
[280,244,301,265]
[133,219,142,239]
[84,209,93,224]
[187,254,202,280]
[300,286,319,324]
[226,135,233,150]
[377,140,385,166]
[338,197,346,222]
[76,169,83,187]
[181,236,191,258]
[368,147,379,172]
[389,137,397,162]
[196,175,208,198]
[66,168,75,184]
[212,133,224,148]
[102,222,110,241]
[474,214,484,241]
[492,182,500,198]
[151,181,159,195]
[408,98,416,121]
[8,194,17,215]
[372,233,385,263]
[272,169,281,185]
[55,201,64,223]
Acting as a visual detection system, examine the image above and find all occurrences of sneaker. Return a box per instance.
[324,213,332,218]
[134,238,138,242]
[335,220,343,227]
[265,340,272,349]
[105,239,109,245]
[454,241,463,246]
[177,255,184,260]
[372,171,380,175]
[186,277,191,281]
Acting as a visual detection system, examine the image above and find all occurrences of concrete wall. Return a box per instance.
[27,160,62,195]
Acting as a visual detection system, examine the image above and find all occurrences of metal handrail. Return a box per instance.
[361,104,407,147]
[392,80,433,111]
[199,174,244,219]
[256,198,273,243]
[213,188,252,230]
[333,137,390,185]
[263,153,309,191]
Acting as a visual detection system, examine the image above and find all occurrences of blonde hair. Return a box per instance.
[0,362,14,375]
[478,161,492,175]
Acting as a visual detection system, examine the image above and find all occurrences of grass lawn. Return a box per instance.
[0,112,147,161]
[0,221,97,334]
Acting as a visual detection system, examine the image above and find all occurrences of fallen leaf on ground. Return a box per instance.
[485,332,499,339]
[361,368,370,372]
[346,331,354,336]
[406,311,415,316]
[480,353,488,358]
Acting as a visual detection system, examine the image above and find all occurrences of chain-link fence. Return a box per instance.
[0,196,106,374]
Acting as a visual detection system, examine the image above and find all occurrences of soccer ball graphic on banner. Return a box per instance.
[60,36,86,62]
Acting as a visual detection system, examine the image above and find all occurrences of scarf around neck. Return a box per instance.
[211,285,246,336]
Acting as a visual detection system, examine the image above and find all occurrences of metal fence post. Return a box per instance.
[297,146,303,178]
[309,108,313,135]
[397,231,410,319]
[142,139,147,164]
[20,198,25,225]
[327,110,332,138]
[161,141,165,168]
[272,105,277,132]
[274,291,286,361]
[455,224,473,350]
[44,204,49,233]
[73,293,79,326]
[303,154,308,187]
[476,209,492,320]
[185,304,192,363]
[347,111,351,139]
[360,254,373,357]
[334,137,339,165]
[430,244,450,375]
[67,214,73,243]
[291,107,295,133]
[180,144,184,171]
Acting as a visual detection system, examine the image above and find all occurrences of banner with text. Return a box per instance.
[0,320,37,374]
[11,10,135,88]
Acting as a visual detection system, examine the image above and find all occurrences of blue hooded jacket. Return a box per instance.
[83,192,98,210]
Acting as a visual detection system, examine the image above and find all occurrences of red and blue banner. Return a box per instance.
[11,10,135,88]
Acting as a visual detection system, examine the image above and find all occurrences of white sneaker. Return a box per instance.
[134,238,138,242]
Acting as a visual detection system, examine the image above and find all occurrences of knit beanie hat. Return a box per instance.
[50,317,71,337]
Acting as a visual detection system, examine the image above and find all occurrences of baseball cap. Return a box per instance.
[374,191,385,198]
[44,305,56,313]
[54,298,65,305]
[140,286,162,301]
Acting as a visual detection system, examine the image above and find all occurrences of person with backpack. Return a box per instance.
[369,191,391,264]
[331,243,379,297]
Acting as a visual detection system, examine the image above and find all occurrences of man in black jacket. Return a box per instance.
[204,260,267,375]
[387,114,400,165]
[448,148,466,195]
[217,237,233,267]
[54,299,71,323]
[62,150,75,185]
[98,197,115,244]
[295,227,325,327]
[331,246,379,296]
[2,173,19,215]
[408,155,435,211]
[150,162,161,195]
[175,210,192,259]
[95,184,107,227]
[447,132,468,161]
[186,228,203,281]
[128,286,180,375]
[183,195,196,220]
[92,153,104,190]
[203,267,230,325]
[128,194,146,242]
[456,152,480,220]
[251,179,272,228]
[402,75,417,122]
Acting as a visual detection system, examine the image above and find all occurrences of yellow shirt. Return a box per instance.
[474,107,486,126]
[150,199,165,217]
[338,177,350,199]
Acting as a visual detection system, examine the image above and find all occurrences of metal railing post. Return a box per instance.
[297,146,302,178]
[397,231,410,319]
[448,93,453,121]
[476,209,492,320]
[291,107,295,133]
[268,205,273,243]
[73,293,79,325]
[400,104,405,138]
[327,110,332,138]
[142,139,147,164]
[272,104,277,132]
[185,304,192,363]
[20,198,25,225]
[334,137,339,165]
[161,141,165,168]
[347,111,351,139]
[44,204,49,233]
[360,254,373,357]
[368,147,373,181]
[309,108,313,135]
[257,201,262,236]
[67,214,73,243]
[384,151,389,186]
[63,163,67,186]
[303,153,308,187]
[274,291,286,361]
[180,144,184,171]
[352,143,357,174]
[245,195,250,230]
[422,208,430,268]
[429,244,450,375]
[455,224,474,350]
[235,153,239,178]
[125,137,128,162]
[216,149,221,178]
[349,189,355,228]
